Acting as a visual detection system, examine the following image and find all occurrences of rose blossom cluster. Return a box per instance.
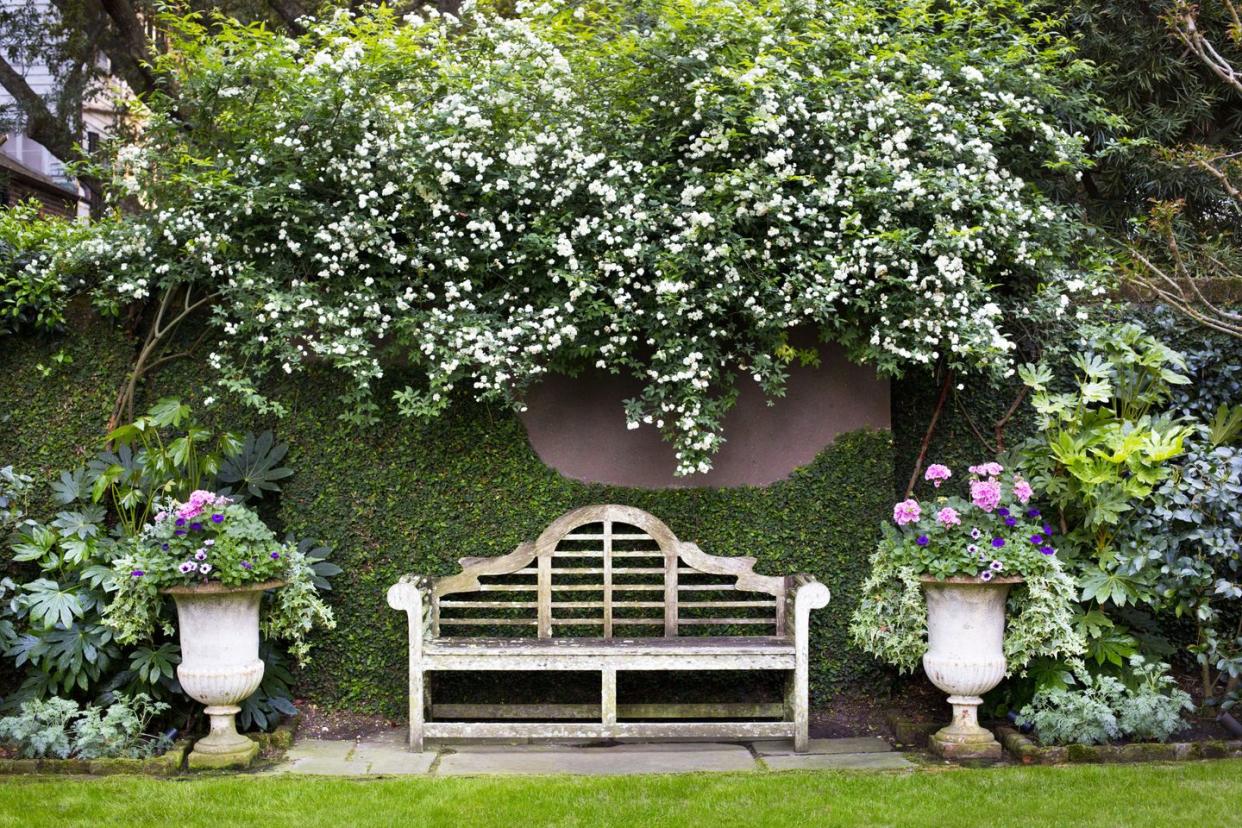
[30,3,1100,477]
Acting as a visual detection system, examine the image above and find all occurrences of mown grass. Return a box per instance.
[1,760,1239,827]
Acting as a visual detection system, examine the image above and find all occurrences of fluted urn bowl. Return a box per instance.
[919,575,1022,761]
[164,580,283,755]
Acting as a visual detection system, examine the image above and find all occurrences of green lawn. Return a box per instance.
[1,761,1240,827]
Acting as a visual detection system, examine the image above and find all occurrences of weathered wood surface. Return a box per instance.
[386,505,830,754]
[422,721,796,740]
[430,702,786,720]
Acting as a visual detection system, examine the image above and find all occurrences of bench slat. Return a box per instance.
[430,702,785,720]
[679,618,773,625]
[423,722,794,739]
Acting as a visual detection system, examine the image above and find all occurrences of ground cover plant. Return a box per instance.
[1,762,1241,827]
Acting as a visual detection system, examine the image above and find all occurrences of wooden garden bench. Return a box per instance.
[386,504,830,752]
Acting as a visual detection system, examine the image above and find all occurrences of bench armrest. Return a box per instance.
[789,573,830,611]
[386,574,432,612]
[787,574,830,642]
[387,574,434,656]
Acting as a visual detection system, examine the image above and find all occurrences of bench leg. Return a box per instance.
[601,667,617,736]
[409,665,426,753]
[792,664,809,753]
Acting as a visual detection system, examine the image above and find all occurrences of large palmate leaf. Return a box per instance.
[216,431,293,501]
[20,579,84,629]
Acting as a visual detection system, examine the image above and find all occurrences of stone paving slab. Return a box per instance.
[762,751,914,772]
[270,736,912,776]
[273,738,436,776]
[436,742,757,776]
[753,737,893,757]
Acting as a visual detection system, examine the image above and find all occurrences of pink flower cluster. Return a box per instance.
[923,464,952,488]
[176,490,227,521]
[936,507,961,527]
[1012,477,1033,504]
[893,499,921,525]
[970,478,1002,512]
[968,462,1004,477]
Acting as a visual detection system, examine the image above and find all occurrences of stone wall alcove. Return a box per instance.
[519,343,891,488]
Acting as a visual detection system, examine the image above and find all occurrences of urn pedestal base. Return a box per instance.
[188,738,259,770]
[927,693,1002,761]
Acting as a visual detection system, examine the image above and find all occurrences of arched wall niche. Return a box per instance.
[519,342,891,489]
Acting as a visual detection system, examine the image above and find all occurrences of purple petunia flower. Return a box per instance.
[211,513,224,524]
[967,543,979,555]
[203,539,214,547]
[270,551,280,560]
[241,561,253,571]
[1040,546,1056,556]
[178,561,196,574]
[1043,524,1054,536]
[1004,516,1017,527]
[916,535,930,547]
[174,530,186,537]
[161,543,169,551]
[980,570,995,582]
[1030,534,1044,545]
[992,537,1005,548]
[997,507,1010,517]
[131,569,144,578]
[199,563,213,574]
[175,517,186,527]
[194,549,207,561]
[190,522,203,532]
[1027,508,1041,518]
[970,527,982,540]
[990,560,1004,571]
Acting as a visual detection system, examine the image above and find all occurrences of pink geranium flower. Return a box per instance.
[1012,478,1033,504]
[970,479,1002,512]
[893,499,922,526]
[937,507,961,527]
[924,464,952,488]
[176,489,220,520]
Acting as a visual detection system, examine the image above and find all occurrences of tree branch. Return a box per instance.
[0,51,79,164]
[265,0,308,35]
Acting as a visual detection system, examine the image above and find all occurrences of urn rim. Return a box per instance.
[917,574,1024,586]
[162,578,285,596]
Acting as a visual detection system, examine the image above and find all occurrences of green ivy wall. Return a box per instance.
[1,312,895,716]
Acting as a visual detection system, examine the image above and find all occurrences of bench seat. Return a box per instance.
[388,505,830,751]
[423,636,797,670]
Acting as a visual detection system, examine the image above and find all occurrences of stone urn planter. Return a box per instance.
[164,579,283,768]
[920,575,1022,761]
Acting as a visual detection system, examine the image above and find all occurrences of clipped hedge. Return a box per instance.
[1,314,894,716]
[273,371,893,716]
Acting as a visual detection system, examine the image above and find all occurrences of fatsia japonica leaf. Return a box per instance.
[20,579,84,630]
[216,431,292,501]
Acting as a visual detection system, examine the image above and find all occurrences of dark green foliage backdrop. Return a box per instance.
[1,312,894,716]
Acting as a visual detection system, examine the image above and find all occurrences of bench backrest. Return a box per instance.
[431,504,788,638]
